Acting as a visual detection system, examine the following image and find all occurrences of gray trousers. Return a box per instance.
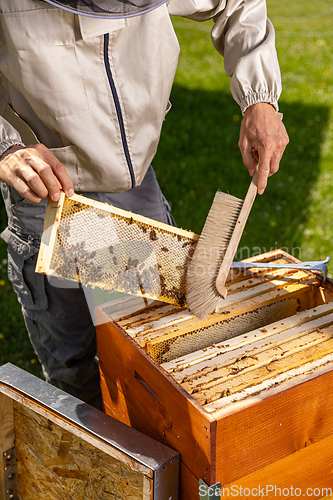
[1,166,175,410]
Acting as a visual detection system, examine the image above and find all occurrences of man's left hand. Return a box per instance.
[238,102,289,194]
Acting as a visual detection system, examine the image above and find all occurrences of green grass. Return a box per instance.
[154,1,333,265]
[1,0,333,375]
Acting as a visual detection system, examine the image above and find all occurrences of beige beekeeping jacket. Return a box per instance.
[0,0,281,193]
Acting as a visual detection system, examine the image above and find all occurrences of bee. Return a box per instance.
[97,213,105,219]
[74,203,82,208]
[177,235,182,242]
[161,247,169,252]
[109,245,114,254]
[113,257,118,266]
[150,230,158,241]
[129,217,133,224]
[178,294,186,306]
[142,227,147,233]
[182,241,191,248]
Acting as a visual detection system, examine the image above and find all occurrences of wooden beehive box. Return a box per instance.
[96,250,333,499]
[0,363,179,500]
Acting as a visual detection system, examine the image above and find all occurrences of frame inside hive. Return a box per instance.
[97,249,333,416]
[36,192,199,307]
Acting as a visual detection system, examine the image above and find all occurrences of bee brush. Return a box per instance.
[186,168,258,320]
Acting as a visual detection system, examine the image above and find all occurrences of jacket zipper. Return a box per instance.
[103,33,135,188]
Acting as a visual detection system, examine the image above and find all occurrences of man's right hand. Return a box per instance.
[0,143,74,203]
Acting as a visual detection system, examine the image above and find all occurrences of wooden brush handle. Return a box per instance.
[216,168,258,299]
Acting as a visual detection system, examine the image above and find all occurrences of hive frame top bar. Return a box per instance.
[231,257,330,279]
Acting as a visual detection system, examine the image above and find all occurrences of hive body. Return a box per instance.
[96,250,333,499]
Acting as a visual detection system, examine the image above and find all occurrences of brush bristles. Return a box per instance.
[186,191,243,320]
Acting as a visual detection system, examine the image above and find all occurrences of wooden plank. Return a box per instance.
[35,193,65,274]
[62,193,200,240]
[204,351,333,415]
[179,462,200,500]
[200,342,333,407]
[102,372,203,500]
[223,270,313,304]
[216,277,319,315]
[183,326,333,403]
[0,394,14,500]
[138,279,319,347]
[145,286,319,364]
[169,309,333,383]
[162,302,333,374]
[101,297,171,326]
[163,314,333,385]
[13,402,148,500]
[97,311,214,484]
[226,267,311,295]
[222,431,333,499]
[116,272,320,347]
[213,367,333,485]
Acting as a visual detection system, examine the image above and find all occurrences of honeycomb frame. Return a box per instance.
[36,192,199,307]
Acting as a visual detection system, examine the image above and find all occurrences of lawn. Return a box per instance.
[1,0,333,376]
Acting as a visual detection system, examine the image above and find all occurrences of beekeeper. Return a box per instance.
[0,0,288,409]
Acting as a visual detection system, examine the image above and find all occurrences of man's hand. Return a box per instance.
[0,144,74,203]
[238,102,289,194]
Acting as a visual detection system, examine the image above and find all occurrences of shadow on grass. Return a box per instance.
[153,83,329,261]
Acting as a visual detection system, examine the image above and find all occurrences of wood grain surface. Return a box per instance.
[13,402,149,500]
[0,394,14,500]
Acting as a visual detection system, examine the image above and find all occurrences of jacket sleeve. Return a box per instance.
[168,0,281,114]
[0,83,24,158]
[0,117,25,158]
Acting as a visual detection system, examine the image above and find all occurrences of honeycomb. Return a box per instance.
[147,294,312,363]
[45,193,199,307]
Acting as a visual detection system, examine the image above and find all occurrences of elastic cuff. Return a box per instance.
[0,139,25,159]
[241,92,279,115]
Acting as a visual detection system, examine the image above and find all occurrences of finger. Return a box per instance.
[238,138,257,175]
[22,153,61,201]
[36,145,74,197]
[11,176,43,203]
[256,153,271,195]
[267,151,280,177]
